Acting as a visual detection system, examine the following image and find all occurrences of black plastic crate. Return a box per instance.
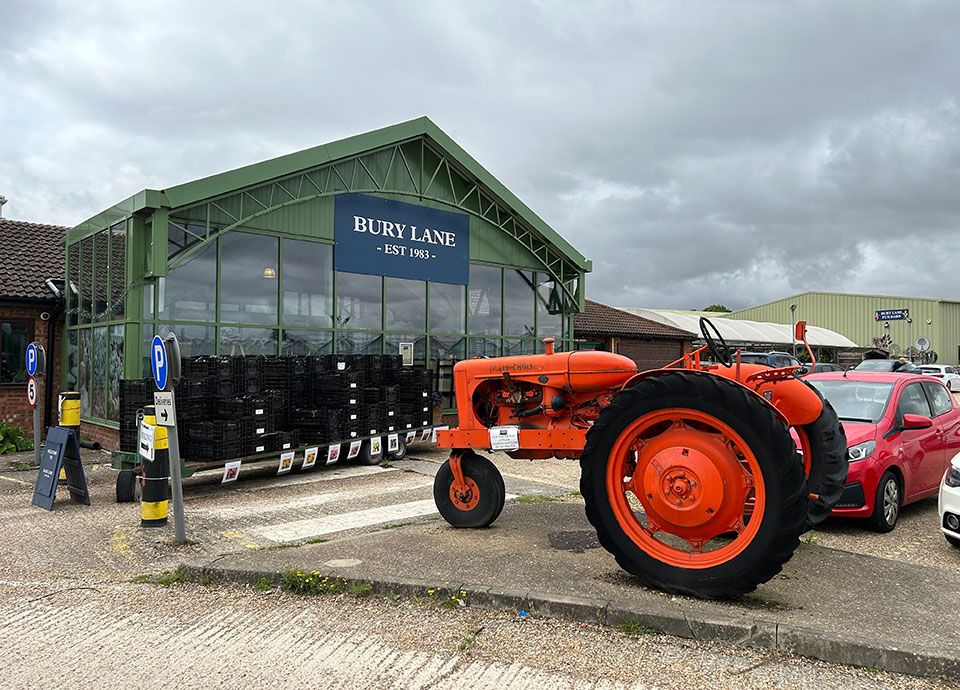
[277,429,300,450]
[240,415,275,438]
[180,356,211,379]
[247,434,278,455]
[184,440,245,462]
[219,395,274,420]
[211,377,241,399]
[187,419,245,443]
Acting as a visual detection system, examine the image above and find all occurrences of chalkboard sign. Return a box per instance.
[31,426,90,510]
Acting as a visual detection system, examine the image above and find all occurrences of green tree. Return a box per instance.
[702,304,731,313]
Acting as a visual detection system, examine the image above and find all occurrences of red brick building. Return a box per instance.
[0,219,67,439]
[573,300,695,371]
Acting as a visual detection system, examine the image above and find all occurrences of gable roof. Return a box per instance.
[575,300,696,340]
[67,117,591,272]
[0,219,67,301]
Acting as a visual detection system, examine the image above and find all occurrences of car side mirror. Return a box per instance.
[902,413,933,430]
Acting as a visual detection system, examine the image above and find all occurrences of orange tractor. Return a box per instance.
[434,318,847,598]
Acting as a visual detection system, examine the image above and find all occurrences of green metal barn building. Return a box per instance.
[730,291,960,365]
[63,117,590,444]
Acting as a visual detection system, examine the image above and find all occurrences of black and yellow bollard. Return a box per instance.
[58,391,81,483]
[140,405,170,528]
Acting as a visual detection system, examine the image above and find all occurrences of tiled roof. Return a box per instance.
[0,219,67,300]
[575,300,696,340]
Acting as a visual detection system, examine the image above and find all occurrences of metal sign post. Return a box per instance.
[150,334,186,544]
[26,342,45,467]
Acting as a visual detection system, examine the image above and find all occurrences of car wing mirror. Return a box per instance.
[902,413,934,430]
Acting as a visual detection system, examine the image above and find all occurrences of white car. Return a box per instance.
[919,364,960,392]
[940,452,960,548]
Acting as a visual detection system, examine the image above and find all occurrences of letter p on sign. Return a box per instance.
[151,335,168,390]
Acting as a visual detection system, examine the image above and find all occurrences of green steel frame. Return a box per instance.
[63,117,590,425]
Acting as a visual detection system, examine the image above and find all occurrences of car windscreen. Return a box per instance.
[855,360,894,371]
[807,380,894,423]
[919,367,941,374]
[738,354,768,365]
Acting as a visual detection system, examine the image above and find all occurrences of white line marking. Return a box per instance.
[253,494,517,543]
[198,481,433,519]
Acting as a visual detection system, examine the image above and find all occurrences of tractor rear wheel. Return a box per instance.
[434,451,505,528]
[797,384,848,530]
[580,372,807,598]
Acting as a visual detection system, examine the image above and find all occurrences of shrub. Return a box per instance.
[0,422,33,455]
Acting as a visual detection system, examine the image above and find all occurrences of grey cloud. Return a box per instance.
[2,1,960,313]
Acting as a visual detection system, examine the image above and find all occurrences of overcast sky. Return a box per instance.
[2,1,959,311]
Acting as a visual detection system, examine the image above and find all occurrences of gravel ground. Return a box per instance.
[2,580,956,690]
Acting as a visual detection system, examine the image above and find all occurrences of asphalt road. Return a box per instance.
[0,445,956,689]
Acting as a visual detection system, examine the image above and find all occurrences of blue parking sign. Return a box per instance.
[25,343,38,377]
[150,335,168,391]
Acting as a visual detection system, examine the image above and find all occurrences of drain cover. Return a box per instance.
[548,530,600,552]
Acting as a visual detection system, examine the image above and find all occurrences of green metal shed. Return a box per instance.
[62,117,591,433]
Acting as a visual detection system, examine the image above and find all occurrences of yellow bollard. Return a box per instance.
[58,392,81,484]
[140,405,169,528]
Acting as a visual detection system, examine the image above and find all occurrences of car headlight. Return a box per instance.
[946,465,960,488]
[848,440,876,462]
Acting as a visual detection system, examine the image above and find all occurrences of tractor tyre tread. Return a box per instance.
[798,384,848,531]
[580,371,807,598]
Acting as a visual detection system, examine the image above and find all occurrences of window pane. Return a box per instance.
[385,277,425,332]
[79,237,93,324]
[336,272,382,330]
[218,326,278,356]
[66,330,80,392]
[67,244,79,327]
[384,333,426,363]
[157,323,216,359]
[91,326,107,419]
[430,335,465,362]
[282,330,334,355]
[336,331,383,355]
[219,232,279,325]
[428,283,465,334]
[924,382,953,417]
[93,230,109,322]
[159,240,216,322]
[143,281,155,319]
[107,324,123,421]
[504,270,535,336]
[78,329,91,416]
[898,383,931,417]
[536,273,563,338]
[505,339,536,356]
[468,337,501,358]
[109,221,126,320]
[168,220,205,259]
[141,324,154,378]
[0,321,30,383]
[468,265,501,335]
[282,239,333,327]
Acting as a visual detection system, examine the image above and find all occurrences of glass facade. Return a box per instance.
[65,203,580,423]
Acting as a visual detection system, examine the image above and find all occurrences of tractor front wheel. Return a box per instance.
[434,451,505,528]
[580,372,807,598]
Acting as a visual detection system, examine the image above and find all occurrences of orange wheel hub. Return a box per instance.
[607,408,764,569]
[450,478,480,511]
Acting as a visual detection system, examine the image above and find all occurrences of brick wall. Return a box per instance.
[614,337,691,372]
[80,421,119,451]
[0,301,62,438]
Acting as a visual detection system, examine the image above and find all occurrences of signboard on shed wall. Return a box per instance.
[334,193,469,285]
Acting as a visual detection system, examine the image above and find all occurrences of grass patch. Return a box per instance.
[379,459,394,468]
[306,537,330,544]
[617,619,658,637]
[281,570,348,596]
[266,542,301,551]
[567,490,582,498]
[134,567,185,586]
[199,574,219,586]
[426,587,468,609]
[515,494,561,505]
[381,522,413,531]
[800,531,820,545]
[349,581,374,598]
[11,462,35,472]
[253,578,274,593]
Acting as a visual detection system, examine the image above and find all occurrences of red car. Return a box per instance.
[805,371,960,531]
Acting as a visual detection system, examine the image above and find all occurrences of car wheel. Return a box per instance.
[946,533,960,548]
[869,470,901,533]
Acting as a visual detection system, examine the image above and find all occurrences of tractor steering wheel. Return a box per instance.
[700,316,733,367]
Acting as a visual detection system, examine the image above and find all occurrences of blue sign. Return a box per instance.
[25,343,39,377]
[150,335,169,391]
[875,308,909,321]
[334,193,469,285]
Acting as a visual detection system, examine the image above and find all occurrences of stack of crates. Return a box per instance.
[398,368,433,429]
[118,378,152,452]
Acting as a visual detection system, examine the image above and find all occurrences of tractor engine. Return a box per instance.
[449,339,637,457]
